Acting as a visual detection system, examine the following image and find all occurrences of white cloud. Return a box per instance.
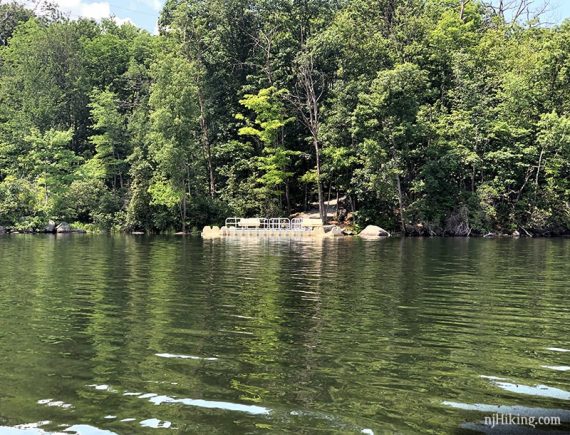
[113,16,135,26]
[134,0,162,12]
[18,0,134,25]
[59,0,111,20]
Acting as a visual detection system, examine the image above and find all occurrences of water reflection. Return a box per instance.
[0,236,568,433]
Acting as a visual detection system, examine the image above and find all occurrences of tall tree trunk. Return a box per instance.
[396,173,406,235]
[535,149,544,186]
[459,0,471,21]
[285,181,291,217]
[314,138,326,224]
[327,182,332,220]
[198,92,215,198]
[181,194,187,233]
[44,180,49,208]
[335,189,340,221]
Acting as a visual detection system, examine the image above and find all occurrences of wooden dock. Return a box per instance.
[202,217,332,239]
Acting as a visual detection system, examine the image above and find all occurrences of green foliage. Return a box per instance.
[87,89,129,186]
[0,176,39,225]
[237,87,298,214]
[0,1,35,46]
[0,0,569,235]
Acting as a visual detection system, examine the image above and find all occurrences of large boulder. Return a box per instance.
[45,220,56,233]
[202,225,221,239]
[56,222,72,233]
[359,225,391,238]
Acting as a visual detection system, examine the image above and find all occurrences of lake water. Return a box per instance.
[0,235,568,434]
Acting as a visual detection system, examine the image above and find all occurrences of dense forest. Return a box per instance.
[0,0,569,235]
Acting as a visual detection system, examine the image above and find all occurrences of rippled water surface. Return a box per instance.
[0,235,569,434]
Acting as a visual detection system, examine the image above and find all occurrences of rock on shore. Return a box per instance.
[45,220,56,233]
[359,225,391,238]
[56,222,72,233]
[328,226,345,237]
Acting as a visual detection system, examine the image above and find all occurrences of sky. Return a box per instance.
[547,0,570,24]
[11,0,570,34]
[16,0,165,33]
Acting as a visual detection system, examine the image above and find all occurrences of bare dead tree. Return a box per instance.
[247,27,277,85]
[288,53,327,224]
[483,0,551,25]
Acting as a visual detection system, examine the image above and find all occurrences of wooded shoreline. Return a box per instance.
[1,222,568,238]
[1,0,569,236]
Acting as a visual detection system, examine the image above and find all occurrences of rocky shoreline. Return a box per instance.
[0,221,87,235]
[0,222,566,238]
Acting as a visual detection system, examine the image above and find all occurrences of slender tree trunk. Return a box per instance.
[335,189,340,221]
[327,183,332,220]
[314,138,326,224]
[535,149,544,186]
[198,92,215,198]
[285,181,291,217]
[181,194,187,233]
[460,0,471,21]
[396,173,406,235]
[516,166,534,202]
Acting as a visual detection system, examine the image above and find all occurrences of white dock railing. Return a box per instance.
[209,217,328,238]
[225,217,324,232]
[225,217,269,229]
[268,218,290,230]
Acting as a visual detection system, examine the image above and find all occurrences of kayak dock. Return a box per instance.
[202,217,331,238]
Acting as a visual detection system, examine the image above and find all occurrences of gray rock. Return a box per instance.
[359,225,391,238]
[45,220,56,233]
[56,222,72,233]
[329,226,344,237]
[512,230,520,238]
[0,226,5,234]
